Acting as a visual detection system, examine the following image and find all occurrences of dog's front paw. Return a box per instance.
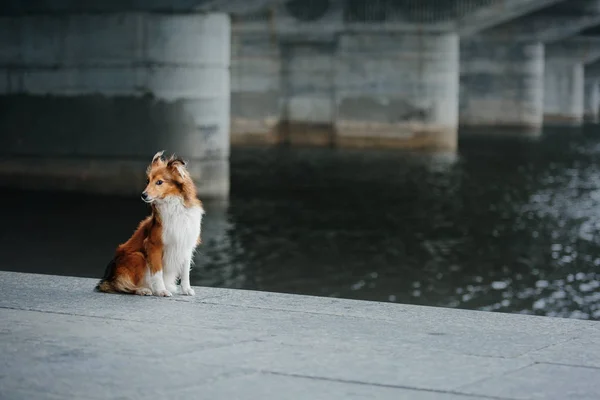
[181,286,195,296]
[135,288,152,296]
[166,283,178,294]
[155,289,173,297]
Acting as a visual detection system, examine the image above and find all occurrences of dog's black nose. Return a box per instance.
[141,192,148,200]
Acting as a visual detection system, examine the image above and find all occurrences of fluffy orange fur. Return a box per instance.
[96,151,203,295]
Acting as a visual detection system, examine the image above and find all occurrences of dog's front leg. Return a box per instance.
[179,256,195,296]
[146,240,171,297]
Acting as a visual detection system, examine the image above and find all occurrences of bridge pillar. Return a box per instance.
[0,13,230,199]
[460,39,544,130]
[232,29,459,151]
[543,60,585,124]
[585,79,600,122]
[334,32,459,150]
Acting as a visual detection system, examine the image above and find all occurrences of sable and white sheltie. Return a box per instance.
[96,151,204,297]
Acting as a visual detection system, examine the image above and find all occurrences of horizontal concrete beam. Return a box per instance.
[0,0,283,14]
[235,0,572,36]
[549,0,600,14]
[231,0,457,35]
[546,36,600,64]
[481,14,600,43]
[459,0,567,36]
[194,0,284,14]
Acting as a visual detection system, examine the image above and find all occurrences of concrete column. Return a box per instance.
[584,79,600,122]
[0,13,230,199]
[230,23,283,146]
[335,32,459,151]
[460,39,544,129]
[231,28,459,151]
[544,60,584,124]
[280,41,336,147]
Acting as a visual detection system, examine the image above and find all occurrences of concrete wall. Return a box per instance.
[544,60,584,123]
[231,23,459,151]
[0,13,231,198]
[460,39,545,128]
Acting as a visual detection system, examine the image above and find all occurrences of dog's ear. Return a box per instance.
[167,156,188,178]
[151,150,165,164]
[147,150,165,174]
[167,156,186,167]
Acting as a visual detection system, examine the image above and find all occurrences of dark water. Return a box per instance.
[3,125,600,320]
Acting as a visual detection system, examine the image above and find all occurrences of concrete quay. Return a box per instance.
[1,271,599,400]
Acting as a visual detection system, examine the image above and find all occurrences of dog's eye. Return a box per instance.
[146,178,149,184]
[156,180,163,186]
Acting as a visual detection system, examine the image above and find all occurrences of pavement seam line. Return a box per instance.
[259,370,517,400]
[0,306,238,331]
[453,362,538,392]
[537,361,600,371]
[516,334,583,359]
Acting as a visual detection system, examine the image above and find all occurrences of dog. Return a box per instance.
[96,151,204,297]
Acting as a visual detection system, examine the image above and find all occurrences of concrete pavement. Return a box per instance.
[0,271,598,399]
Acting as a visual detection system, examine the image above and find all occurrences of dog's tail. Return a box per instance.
[95,256,146,294]
[95,258,116,291]
[95,279,115,293]
[95,258,139,293]
[96,277,140,294]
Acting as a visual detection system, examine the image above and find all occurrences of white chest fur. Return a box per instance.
[156,197,204,274]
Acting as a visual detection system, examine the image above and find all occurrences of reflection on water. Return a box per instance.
[2,125,600,320]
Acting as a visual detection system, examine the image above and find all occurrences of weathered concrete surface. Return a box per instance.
[0,13,230,199]
[0,95,229,197]
[460,39,544,128]
[231,24,459,150]
[544,60,585,123]
[281,41,336,147]
[230,29,282,146]
[229,0,592,146]
[1,271,599,400]
[545,37,600,124]
[585,79,600,121]
[335,32,459,151]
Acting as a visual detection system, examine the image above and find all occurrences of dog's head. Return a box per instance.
[141,150,193,204]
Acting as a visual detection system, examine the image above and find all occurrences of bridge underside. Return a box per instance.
[2,0,600,196]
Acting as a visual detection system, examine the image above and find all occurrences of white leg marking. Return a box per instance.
[180,257,195,296]
[150,270,172,297]
[163,270,178,294]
